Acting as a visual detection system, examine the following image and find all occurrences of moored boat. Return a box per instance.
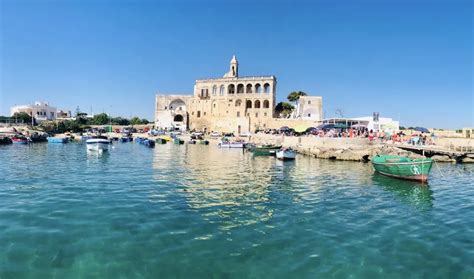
[372,155,433,182]
[47,137,68,143]
[276,148,297,160]
[86,136,110,152]
[218,137,246,148]
[198,139,209,145]
[173,138,185,145]
[0,136,12,145]
[156,138,167,144]
[143,139,155,147]
[11,135,30,144]
[250,144,281,156]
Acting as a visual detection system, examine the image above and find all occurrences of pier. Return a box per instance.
[397,145,474,163]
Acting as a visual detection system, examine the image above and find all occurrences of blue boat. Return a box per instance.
[143,139,155,148]
[47,137,68,143]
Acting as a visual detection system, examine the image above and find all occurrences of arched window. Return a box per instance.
[264,83,271,93]
[212,85,217,96]
[246,100,252,109]
[174,115,184,122]
[235,99,242,107]
[263,100,269,108]
[254,100,261,108]
[219,85,225,95]
[228,84,235,94]
[246,84,252,93]
[255,83,262,93]
[237,84,244,94]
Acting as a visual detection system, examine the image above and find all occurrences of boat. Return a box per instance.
[156,138,167,144]
[249,144,281,156]
[218,137,246,148]
[372,155,433,182]
[47,137,68,143]
[11,135,29,144]
[198,139,209,145]
[143,139,155,148]
[173,138,184,145]
[86,136,110,152]
[276,148,297,160]
[0,136,12,145]
[119,136,133,143]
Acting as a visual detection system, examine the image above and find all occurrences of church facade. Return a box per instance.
[155,56,322,133]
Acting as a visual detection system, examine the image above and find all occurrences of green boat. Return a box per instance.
[372,155,433,182]
[156,138,167,144]
[173,138,184,145]
[249,145,282,156]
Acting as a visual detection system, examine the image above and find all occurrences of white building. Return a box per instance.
[293,96,323,121]
[10,101,58,123]
[324,116,399,132]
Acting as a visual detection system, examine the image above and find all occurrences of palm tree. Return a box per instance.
[287,91,307,118]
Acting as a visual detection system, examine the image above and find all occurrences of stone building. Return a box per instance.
[155,56,322,133]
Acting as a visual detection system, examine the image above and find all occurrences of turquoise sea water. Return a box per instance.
[1,142,473,278]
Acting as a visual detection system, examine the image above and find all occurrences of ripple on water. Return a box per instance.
[0,143,473,278]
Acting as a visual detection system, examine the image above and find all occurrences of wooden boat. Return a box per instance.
[47,137,68,143]
[198,140,209,145]
[276,148,297,160]
[11,136,29,144]
[156,138,167,144]
[143,139,155,148]
[372,155,433,182]
[86,136,110,152]
[218,137,246,148]
[250,144,281,156]
[173,138,184,145]
[119,137,132,143]
[0,136,12,145]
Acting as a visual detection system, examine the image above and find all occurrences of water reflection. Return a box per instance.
[372,174,434,210]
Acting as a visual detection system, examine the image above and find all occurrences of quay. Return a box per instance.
[397,145,474,163]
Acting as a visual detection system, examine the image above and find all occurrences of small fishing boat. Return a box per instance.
[198,140,209,145]
[11,136,29,144]
[119,137,132,143]
[173,138,185,145]
[249,144,281,156]
[143,139,155,148]
[276,148,297,160]
[218,137,246,148]
[0,136,12,145]
[372,155,433,182]
[86,136,110,152]
[47,137,68,143]
[156,138,167,144]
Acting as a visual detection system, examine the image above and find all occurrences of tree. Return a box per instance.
[140,118,149,124]
[275,102,295,118]
[13,112,33,124]
[287,91,307,103]
[90,113,110,125]
[111,117,130,126]
[130,117,142,125]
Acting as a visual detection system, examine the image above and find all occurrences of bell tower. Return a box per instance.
[224,55,238,78]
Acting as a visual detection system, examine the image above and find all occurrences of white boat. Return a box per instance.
[86,136,110,152]
[218,141,246,148]
[276,148,296,160]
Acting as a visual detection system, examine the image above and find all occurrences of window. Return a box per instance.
[220,85,225,95]
[308,113,311,117]
[308,100,311,104]
[237,112,240,117]
[246,84,252,93]
[228,84,235,94]
[255,113,259,117]
[246,100,252,109]
[235,100,242,107]
[237,84,244,93]
[263,100,269,108]
[197,111,201,118]
[164,106,167,109]
[213,103,216,108]
[192,112,194,115]
[212,85,217,96]
[264,83,271,93]
[204,112,206,116]
[255,84,262,93]
[264,112,267,116]
[254,100,261,108]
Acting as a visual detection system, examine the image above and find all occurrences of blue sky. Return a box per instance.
[1,0,472,128]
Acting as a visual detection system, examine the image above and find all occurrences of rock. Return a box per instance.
[462,157,474,163]
[431,155,455,162]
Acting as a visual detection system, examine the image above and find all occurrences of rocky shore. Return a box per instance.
[249,134,470,163]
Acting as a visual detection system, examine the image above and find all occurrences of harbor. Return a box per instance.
[1,140,473,278]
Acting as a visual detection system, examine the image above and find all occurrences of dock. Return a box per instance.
[397,145,474,163]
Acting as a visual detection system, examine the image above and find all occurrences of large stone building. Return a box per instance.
[155,56,323,133]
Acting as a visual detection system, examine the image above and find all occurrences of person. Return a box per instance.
[368,129,374,141]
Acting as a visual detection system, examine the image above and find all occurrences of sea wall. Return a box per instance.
[249,134,427,162]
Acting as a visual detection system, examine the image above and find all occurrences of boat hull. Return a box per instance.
[47,137,68,143]
[372,155,433,182]
[276,149,296,160]
[86,139,110,152]
[251,146,281,156]
[219,142,245,148]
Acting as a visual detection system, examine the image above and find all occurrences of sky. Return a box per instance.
[0,0,472,128]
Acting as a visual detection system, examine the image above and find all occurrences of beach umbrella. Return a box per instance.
[294,124,309,133]
[351,124,367,129]
[414,127,429,133]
